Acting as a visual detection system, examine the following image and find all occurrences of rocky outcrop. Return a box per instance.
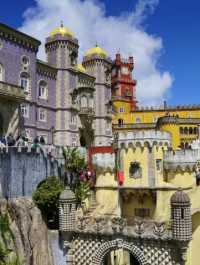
[0,198,53,265]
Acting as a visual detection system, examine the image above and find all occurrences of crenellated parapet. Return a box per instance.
[0,146,61,198]
[92,153,115,172]
[164,149,200,172]
[117,130,171,149]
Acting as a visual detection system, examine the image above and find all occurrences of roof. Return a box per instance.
[0,23,41,51]
[59,186,76,201]
[50,23,75,38]
[85,45,108,58]
[171,188,190,205]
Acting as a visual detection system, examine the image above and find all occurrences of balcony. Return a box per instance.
[79,107,95,116]
[0,81,25,102]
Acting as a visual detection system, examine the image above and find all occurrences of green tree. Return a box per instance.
[63,147,87,180]
[74,182,91,205]
[32,177,64,227]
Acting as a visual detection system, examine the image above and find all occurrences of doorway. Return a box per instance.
[103,249,140,265]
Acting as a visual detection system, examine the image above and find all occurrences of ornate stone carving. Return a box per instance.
[153,221,166,237]
[94,217,107,232]
[111,217,126,233]
[134,219,145,235]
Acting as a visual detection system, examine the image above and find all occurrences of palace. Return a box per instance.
[112,53,200,150]
[0,22,112,147]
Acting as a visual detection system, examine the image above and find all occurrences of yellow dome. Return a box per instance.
[76,64,86,73]
[85,45,108,57]
[50,22,75,38]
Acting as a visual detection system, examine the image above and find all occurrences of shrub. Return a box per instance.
[33,176,64,227]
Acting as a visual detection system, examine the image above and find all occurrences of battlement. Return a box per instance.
[164,149,200,171]
[0,146,61,198]
[92,153,115,172]
[136,104,200,111]
[117,130,171,148]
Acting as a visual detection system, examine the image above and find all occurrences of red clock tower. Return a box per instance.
[112,52,137,111]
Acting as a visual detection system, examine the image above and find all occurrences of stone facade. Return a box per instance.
[0,22,112,146]
[0,146,60,198]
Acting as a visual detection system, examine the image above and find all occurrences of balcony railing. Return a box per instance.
[79,107,95,116]
[0,81,25,101]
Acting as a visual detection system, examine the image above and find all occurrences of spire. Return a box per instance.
[60,20,64,28]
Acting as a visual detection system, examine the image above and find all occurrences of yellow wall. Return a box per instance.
[113,106,200,150]
[94,144,200,264]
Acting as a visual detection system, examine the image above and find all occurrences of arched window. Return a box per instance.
[118,119,124,127]
[184,127,188,135]
[81,96,87,108]
[20,72,30,93]
[38,80,48,99]
[179,127,184,134]
[136,117,141,123]
[189,127,193,135]
[194,127,198,134]
[89,97,94,108]
[0,64,4,81]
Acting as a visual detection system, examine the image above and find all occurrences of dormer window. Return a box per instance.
[38,80,48,100]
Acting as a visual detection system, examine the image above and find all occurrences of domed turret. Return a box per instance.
[59,186,77,232]
[171,188,192,242]
[85,45,108,58]
[50,21,75,39]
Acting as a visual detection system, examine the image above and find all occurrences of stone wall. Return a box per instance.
[0,147,61,198]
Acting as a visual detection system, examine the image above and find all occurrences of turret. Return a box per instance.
[45,22,79,69]
[59,186,77,232]
[112,52,137,112]
[171,188,192,242]
[82,45,113,146]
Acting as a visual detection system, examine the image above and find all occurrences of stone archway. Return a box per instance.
[91,239,149,265]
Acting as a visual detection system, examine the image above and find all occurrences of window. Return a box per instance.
[21,104,29,118]
[179,127,184,134]
[129,161,142,178]
[184,127,188,135]
[39,108,47,122]
[21,56,29,66]
[119,107,125,113]
[20,72,30,93]
[81,96,87,108]
[153,117,158,123]
[38,80,48,99]
[0,64,4,81]
[181,208,184,219]
[156,159,162,171]
[135,208,150,218]
[39,134,47,144]
[70,113,77,124]
[118,119,124,127]
[89,97,94,108]
[136,117,141,123]
[121,67,129,75]
[189,127,193,135]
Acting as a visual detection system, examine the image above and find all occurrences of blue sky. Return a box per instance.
[0,0,200,106]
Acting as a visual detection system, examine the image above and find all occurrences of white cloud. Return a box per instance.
[19,0,173,105]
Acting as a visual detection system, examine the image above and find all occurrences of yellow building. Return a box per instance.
[91,131,200,265]
[111,54,200,150]
[113,105,200,149]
